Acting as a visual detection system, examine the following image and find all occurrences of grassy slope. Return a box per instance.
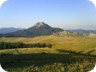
[0,35,96,55]
[0,36,96,72]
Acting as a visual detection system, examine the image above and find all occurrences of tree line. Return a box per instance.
[0,42,52,50]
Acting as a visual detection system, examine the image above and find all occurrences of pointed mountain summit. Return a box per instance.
[0,22,64,37]
[31,22,52,29]
[33,22,51,28]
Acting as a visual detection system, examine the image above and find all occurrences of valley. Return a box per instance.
[0,22,96,72]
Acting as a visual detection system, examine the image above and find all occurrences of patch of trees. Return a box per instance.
[0,42,52,50]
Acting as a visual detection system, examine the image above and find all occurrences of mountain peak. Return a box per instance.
[35,22,47,27]
[0,22,64,37]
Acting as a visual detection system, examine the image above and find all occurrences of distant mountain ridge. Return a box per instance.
[1,23,96,37]
[69,29,96,34]
[0,22,64,37]
[0,28,21,34]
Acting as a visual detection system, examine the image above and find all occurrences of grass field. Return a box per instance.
[0,35,96,55]
[0,36,96,72]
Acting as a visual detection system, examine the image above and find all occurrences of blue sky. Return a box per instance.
[0,0,96,30]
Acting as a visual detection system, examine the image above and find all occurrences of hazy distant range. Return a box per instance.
[0,22,96,34]
[0,28,96,34]
[0,28,22,34]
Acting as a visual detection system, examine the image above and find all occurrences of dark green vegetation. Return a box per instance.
[0,42,52,50]
[0,50,96,72]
